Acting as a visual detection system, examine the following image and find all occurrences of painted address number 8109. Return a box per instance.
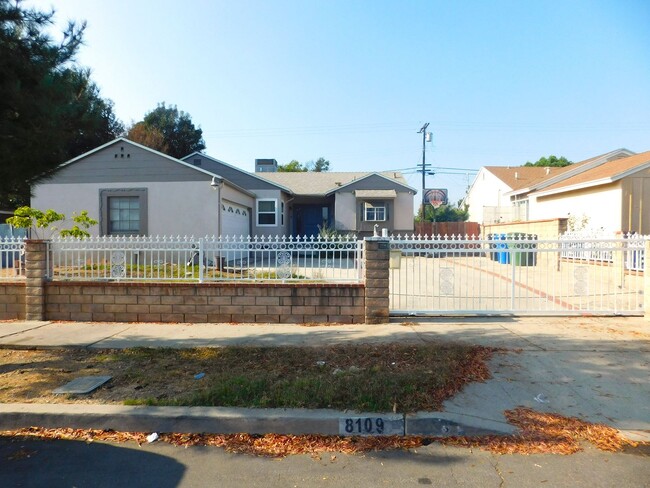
[341,417,385,435]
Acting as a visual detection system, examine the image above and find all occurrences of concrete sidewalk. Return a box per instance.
[1,316,649,441]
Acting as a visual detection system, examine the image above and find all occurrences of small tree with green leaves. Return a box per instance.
[7,207,98,239]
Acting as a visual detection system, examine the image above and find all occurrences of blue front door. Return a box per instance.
[294,205,329,237]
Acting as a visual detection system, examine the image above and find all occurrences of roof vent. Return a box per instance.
[545,167,550,175]
[514,171,519,180]
[335,182,342,186]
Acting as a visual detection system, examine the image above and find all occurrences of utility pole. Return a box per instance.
[417,122,431,219]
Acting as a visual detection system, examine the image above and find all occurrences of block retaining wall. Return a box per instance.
[45,282,366,324]
[0,283,26,320]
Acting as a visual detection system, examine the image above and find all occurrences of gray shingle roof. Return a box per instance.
[258,171,410,195]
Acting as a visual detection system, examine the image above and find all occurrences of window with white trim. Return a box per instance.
[280,201,285,226]
[257,199,277,226]
[364,201,386,222]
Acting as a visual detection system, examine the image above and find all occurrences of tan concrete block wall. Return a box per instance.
[0,283,26,320]
[45,282,365,324]
[483,218,568,240]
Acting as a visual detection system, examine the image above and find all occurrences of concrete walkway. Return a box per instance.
[1,316,649,441]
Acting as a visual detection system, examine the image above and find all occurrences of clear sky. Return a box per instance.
[29,0,650,204]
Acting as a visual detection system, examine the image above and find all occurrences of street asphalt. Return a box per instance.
[0,316,648,442]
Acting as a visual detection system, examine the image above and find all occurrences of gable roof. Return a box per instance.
[481,148,637,198]
[57,138,221,179]
[183,152,292,193]
[485,166,556,191]
[258,171,415,196]
[531,150,650,197]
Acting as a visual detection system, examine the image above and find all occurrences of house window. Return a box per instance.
[257,199,277,226]
[364,201,386,222]
[100,188,148,236]
[109,197,140,234]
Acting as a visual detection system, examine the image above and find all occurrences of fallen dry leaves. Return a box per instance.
[1,407,645,458]
[440,407,642,455]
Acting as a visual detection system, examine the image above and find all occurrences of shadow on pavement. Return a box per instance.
[0,437,186,488]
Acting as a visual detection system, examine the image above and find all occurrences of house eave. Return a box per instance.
[183,152,293,195]
[532,178,615,197]
[50,138,223,181]
[325,172,417,196]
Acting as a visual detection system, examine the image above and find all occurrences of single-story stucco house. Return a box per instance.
[31,138,416,238]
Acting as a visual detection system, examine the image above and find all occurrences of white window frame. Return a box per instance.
[280,201,285,227]
[364,201,386,222]
[257,198,278,227]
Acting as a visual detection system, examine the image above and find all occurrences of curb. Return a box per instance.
[0,404,513,438]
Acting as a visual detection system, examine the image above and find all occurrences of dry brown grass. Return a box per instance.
[0,343,495,412]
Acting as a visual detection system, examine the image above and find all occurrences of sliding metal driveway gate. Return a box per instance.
[389,235,646,316]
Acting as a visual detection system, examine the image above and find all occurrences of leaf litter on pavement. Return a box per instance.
[2,408,644,458]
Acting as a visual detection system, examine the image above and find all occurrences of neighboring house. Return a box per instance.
[465,165,556,224]
[184,153,416,237]
[31,138,255,238]
[528,150,650,234]
[465,148,642,232]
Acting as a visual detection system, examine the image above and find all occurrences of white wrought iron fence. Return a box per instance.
[559,231,645,271]
[0,237,25,281]
[389,233,646,316]
[48,235,363,283]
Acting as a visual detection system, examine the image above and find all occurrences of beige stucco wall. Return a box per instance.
[529,183,622,233]
[32,181,221,237]
[334,192,356,231]
[251,189,290,237]
[334,191,414,234]
[221,184,254,209]
[621,169,650,234]
[482,218,568,240]
[393,192,415,232]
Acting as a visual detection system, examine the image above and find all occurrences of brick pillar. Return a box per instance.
[24,240,50,321]
[364,237,390,324]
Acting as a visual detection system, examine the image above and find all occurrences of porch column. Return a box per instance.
[364,237,390,324]
[24,240,50,321]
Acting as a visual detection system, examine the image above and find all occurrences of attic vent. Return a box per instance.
[193,158,202,166]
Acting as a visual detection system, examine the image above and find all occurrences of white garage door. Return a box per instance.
[221,201,250,238]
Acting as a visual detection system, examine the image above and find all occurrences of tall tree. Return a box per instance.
[278,157,330,172]
[308,157,330,172]
[127,103,205,158]
[524,155,572,167]
[0,0,123,208]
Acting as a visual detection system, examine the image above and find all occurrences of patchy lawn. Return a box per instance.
[0,343,495,413]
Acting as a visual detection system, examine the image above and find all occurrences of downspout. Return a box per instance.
[211,176,224,237]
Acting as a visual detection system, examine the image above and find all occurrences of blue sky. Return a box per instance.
[31,0,650,203]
